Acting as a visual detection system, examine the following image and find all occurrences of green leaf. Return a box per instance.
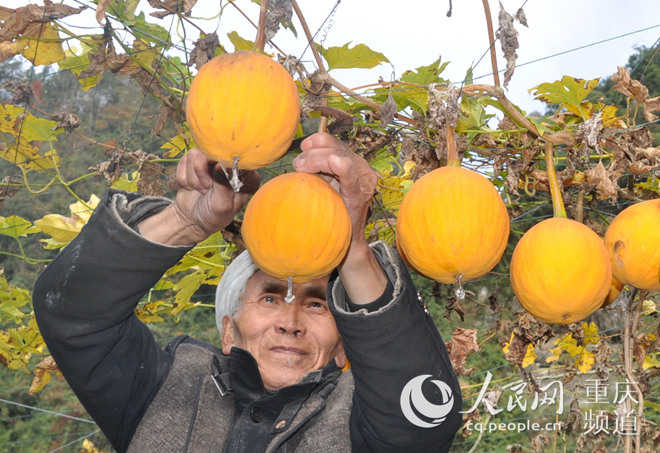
[0,216,39,239]
[129,12,171,46]
[227,31,254,52]
[530,76,600,118]
[0,274,31,324]
[59,43,101,91]
[317,43,388,71]
[109,0,140,24]
[400,59,450,86]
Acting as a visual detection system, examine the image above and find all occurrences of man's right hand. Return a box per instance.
[138,148,259,246]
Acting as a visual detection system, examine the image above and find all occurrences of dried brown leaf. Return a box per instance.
[563,397,582,434]
[266,0,293,42]
[0,1,85,42]
[585,161,617,201]
[531,434,549,453]
[496,4,519,88]
[446,328,480,376]
[515,8,528,27]
[49,112,81,133]
[188,32,220,70]
[148,0,197,18]
[95,0,112,24]
[644,95,660,122]
[29,355,59,394]
[379,91,397,126]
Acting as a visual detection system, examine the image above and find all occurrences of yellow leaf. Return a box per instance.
[643,353,660,370]
[522,344,537,368]
[34,214,81,243]
[502,332,515,354]
[577,350,595,373]
[642,300,657,316]
[69,194,99,223]
[378,161,415,216]
[582,322,600,345]
[21,22,66,66]
[545,345,562,363]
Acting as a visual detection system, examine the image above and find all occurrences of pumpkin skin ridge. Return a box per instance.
[396,166,510,284]
[241,173,352,284]
[604,199,660,291]
[510,217,612,325]
[186,51,300,170]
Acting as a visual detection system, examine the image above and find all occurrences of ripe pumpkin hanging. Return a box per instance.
[241,172,352,301]
[510,217,612,324]
[604,198,660,292]
[509,143,612,325]
[185,51,301,189]
[396,166,510,290]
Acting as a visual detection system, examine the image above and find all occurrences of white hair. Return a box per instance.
[215,249,259,332]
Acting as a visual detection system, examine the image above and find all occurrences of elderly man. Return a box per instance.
[33,132,462,452]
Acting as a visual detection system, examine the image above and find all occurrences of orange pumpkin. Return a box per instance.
[396,166,510,284]
[604,198,660,291]
[601,277,625,308]
[186,51,300,170]
[241,172,352,283]
[510,217,612,325]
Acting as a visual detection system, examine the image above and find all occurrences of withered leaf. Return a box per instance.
[515,8,528,27]
[0,1,85,42]
[563,397,582,434]
[643,96,659,122]
[49,112,81,133]
[611,66,649,103]
[95,0,113,24]
[379,91,397,126]
[585,161,617,201]
[503,332,529,367]
[188,32,220,70]
[148,0,198,19]
[446,328,480,376]
[266,0,293,42]
[29,355,59,394]
[531,434,549,453]
[495,4,519,89]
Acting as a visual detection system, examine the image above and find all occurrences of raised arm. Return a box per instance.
[33,150,255,452]
[292,132,388,303]
[294,133,462,452]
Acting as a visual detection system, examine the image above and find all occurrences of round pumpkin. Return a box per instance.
[396,166,510,284]
[241,172,352,283]
[604,198,660,291]
[186,51,300,170]
[510,217,612,325]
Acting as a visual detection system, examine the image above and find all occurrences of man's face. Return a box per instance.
[221,271,346,390]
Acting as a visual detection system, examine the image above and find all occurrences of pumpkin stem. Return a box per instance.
[454,274,465,300]
[545,141,567,219]
[446,122,461,167]
[285,275,295,303]
[253,0,268,53]
[229,156,244,192]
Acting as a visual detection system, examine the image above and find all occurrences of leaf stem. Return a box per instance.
[544,141,567,218]
[446,123,460,166]
[253,0,268,53]
[480,0,501,87]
